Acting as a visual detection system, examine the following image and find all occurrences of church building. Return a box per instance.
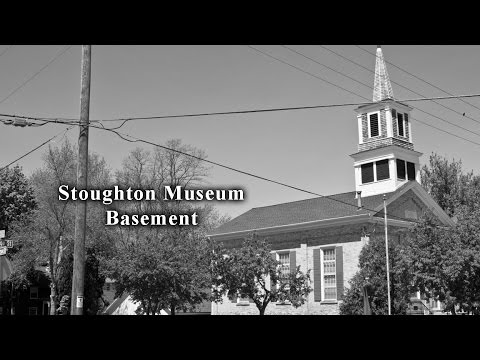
[208,46,454,315]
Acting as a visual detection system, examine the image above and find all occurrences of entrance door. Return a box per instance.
[42,301,50,315]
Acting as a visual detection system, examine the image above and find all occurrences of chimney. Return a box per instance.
[356,191,362,210]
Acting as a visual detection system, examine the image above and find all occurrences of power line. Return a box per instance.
[320,45,480,126]
[355,45,480,115]
[247,45,480,147]
[284,45,480,139]
[86,121,422,224]
[4,89,480,133]
[0,125,74,172]
[0,45,73,106]
[0,45,13,59]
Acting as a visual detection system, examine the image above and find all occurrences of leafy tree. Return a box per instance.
[107,140,221,315]
[9,140,114,315]
[340,231,413,315]
[0,165,37,233]
[421,152,480,216]
[108,219,214,315]
[212,233,312,315]
[399,210,480,315]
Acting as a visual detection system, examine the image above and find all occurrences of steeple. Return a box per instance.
[373,45,394,102]
[350,45,422,197]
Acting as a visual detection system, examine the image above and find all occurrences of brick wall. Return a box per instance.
[212,223,370,315]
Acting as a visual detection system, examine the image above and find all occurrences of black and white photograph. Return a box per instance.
[1,45,479,317]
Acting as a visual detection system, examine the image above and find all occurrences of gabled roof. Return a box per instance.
[210,185,405,236]
[209,182,454,237]
[103,292,129,315]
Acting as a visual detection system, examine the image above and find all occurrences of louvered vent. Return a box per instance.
[369,113,379,137]
[398,113,404,136]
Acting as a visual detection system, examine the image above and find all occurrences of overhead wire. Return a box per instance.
[355,44,480,115]
[319,45,480,126]
[247,45,480,147]
[0,125,74,172]
[284,45,480,137]
[0,45,13,59]
[0,45,73,106]
[82,120,422,224]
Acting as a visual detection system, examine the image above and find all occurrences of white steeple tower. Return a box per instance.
[373,45,395,102]
[350,46,422,197]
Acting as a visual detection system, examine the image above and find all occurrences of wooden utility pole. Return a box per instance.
[71,45,91,315]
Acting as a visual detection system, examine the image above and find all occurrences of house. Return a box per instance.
[102,279,211,315]
[208,46,454,315]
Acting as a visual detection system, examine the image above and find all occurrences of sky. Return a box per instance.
[1,45,480,219]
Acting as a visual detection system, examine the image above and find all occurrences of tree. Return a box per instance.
[0,165,37,233]
[421,152,480,216]
[398,210,480,315]
[9,140,115,315]
[107,140,220,315]
[212,233,312,315]
[339,230,413,315]
[108,221,214,315]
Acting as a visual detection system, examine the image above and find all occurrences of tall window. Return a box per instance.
[30,287,38,300]
[407,162,416,180]
[369,113,379,137]
[361,163,374,184]
[323,249,336,300]
[397,113,404,136]
[278,252,290,280]
[376,159,390,181]
[397,159,406,179]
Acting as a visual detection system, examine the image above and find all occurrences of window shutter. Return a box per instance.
[369,113,379,137]
[335,246,344,301]
[396,159,406,179]
[270,252,277,292]
[289,250,296,274]
[361,162,374,184]
[376,159,390,181]
[313,248,322,302]
[407,162,416,181]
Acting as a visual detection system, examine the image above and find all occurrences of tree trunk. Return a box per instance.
[170,302,175,316]
[50,283,57,315]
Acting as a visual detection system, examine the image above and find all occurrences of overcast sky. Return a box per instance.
[1,45,479,218]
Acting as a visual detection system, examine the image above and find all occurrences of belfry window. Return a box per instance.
[361,160,390,184]
[369,113,379,137]
[376,159,390,181]
[398,113,405,137]
[361,163,374,184]
[407,162,416,180]
[397,159,406,179]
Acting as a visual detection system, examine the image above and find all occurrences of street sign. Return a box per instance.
[0,240,5,247]
[0,246,6,256]
[76,296,84,308]
[6,240,13,248]
[0,230,5,239]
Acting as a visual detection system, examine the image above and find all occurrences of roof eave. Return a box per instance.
[208,213,372,241]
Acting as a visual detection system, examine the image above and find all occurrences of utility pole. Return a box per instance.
[71,45,91,315]
[383,194,391,315]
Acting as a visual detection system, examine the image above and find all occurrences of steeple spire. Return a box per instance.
[373,45,394,102]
